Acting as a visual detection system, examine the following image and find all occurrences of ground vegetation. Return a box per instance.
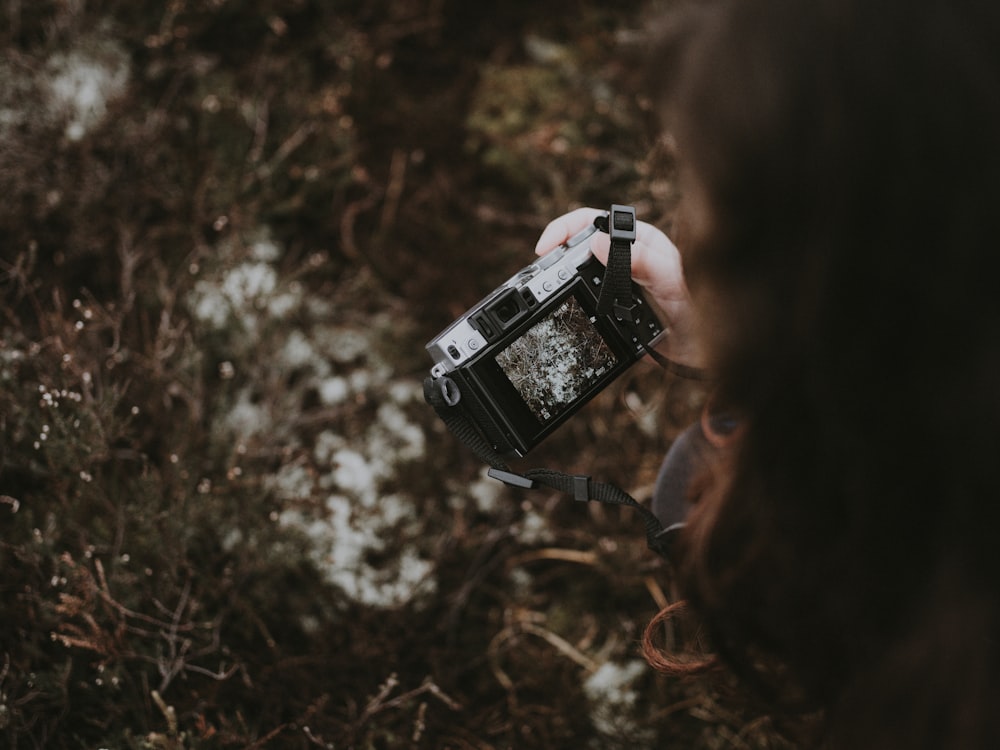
[0,2,788,747]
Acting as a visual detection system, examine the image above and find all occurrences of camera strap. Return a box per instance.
[594,206,637,321]
[422,375,683,561]
[594,210,708,381]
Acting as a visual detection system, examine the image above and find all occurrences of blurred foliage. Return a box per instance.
[0,1,788,748]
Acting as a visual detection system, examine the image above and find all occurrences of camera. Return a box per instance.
[425,205,665,457]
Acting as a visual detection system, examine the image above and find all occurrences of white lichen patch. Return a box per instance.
[516,506,555,545]
[222,388,271,440]
[276,487,433,608]
[186,230,301,340]
[330,448,379,505]
[195,261,281,335]
[370,402,426,464]
[249,236,282,262]
[221,262,278,310]
[280,390,435,607]
[269,463,315,502]
[463,466,505,515]
[583,660,656,747]
[387,379,422,404]
[0,34,130,145]
[190,225,437,610]
[280,329,326,373]
[264,372,434,608]
[45,43,130,141]
[318,376,350,405]
[312,325,371,364]
[275,392,434,607]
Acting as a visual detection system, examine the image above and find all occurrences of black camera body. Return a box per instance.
[425,206,664,457]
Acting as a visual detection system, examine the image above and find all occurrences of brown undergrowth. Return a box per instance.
[0,1,790,747]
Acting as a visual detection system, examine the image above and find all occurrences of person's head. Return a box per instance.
[645,0,1000,745]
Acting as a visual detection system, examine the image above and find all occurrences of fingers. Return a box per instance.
[590,221,688,304]
[534,207,705,368]
[534,207,686,300]
[535,208,684,300]
[534,207,605,255]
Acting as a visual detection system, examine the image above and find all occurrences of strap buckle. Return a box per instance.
[609,204,637,242]
[487,468,536,490]
[571,474,591,503]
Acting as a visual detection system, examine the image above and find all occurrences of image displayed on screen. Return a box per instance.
[495,296,618,423]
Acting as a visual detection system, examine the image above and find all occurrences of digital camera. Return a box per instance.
[425,206,665,457]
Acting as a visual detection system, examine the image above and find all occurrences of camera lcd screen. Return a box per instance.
[494,295,618,423]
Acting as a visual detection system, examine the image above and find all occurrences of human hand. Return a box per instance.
[534,207,705,368]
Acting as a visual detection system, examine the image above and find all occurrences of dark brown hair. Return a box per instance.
[644,1,1000,746]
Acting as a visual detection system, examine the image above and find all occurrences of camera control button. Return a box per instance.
[467,338,480,351]
[542,280,554,292]
[557,268,569,280]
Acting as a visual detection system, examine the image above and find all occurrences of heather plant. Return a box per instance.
[1,1,788,747]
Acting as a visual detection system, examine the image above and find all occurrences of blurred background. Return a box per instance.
[0,1,782,747]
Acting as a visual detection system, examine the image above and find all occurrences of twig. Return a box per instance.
[410,701,427,747]
[644,575,669,610]
[488,629,516,692]
[340,194,376,261]
[377,148,407,237]
[244,722,290,749]
[489,609,601,700]
[506,548,599,568]
[151,690,178,735]
[358,673,400,725]
[253,122,316,183]
[246,97,269,169]
[518,622,600,673]
[92,559,194,631]
[353,673,461,737]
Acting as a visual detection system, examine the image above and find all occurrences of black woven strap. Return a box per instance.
[596,236,634,317]
[516,468,676,558]
[638,341,710,381]
[423,376,510,472]
[424,374,677,559]
[595,205,636,317]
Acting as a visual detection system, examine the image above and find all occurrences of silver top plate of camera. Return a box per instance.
[427,220,603,378]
